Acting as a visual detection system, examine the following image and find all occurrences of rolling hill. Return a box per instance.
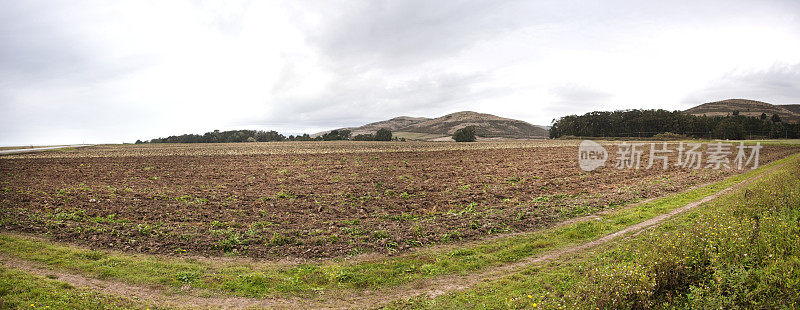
[316,111,549,141]
[331,116,431,137]
[781,104,800,115]
[684,99,800,123]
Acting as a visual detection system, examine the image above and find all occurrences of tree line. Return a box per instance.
[549,109,800,139]
[137,128,397,144]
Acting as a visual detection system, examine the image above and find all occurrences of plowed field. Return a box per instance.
[1,141,795,259]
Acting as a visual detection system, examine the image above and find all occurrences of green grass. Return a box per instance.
[737,139,800,146]
[393,151,800,309]
[1,153,798,299]
[0,267,157,309]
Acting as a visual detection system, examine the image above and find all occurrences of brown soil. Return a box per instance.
[1,157,787,309]
[1,144,796,259]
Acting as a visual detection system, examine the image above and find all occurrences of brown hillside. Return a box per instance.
[346,116,430,136]
[781,104,800,115]
[684,99,800,123]
[401,111,549,138]
[316,111,549,140]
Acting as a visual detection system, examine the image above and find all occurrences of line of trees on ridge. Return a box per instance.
[137,128,399,144]
[549,109,800,139]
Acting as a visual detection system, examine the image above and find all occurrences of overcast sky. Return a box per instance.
[2,0,800,145]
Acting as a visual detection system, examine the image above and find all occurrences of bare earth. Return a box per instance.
[0,157,787,309]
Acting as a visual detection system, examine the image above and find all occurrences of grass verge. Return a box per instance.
[0,266,156,309]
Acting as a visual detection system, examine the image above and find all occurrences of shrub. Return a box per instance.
[652,132,688,140]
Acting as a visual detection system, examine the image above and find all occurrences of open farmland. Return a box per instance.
[1,141,797,260]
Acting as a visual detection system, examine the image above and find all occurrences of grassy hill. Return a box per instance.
[317,111,549,140]
[781,104,800,115]
[684,99,800,122]
[401,111,549,139]
[343,116,430,136]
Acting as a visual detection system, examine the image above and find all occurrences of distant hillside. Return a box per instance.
[401,111,549,139]
[684,99,800,123]
[781,104,800,115]
[316,111,549,140]
[332,116,430,137]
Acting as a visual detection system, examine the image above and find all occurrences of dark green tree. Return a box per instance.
[713,119,745,140]
[352,134,375,141]
[322,130,340,141]
[772,114,782,123]
[321,129,351,141]
[453,126,477,142]
[375,128,392,141]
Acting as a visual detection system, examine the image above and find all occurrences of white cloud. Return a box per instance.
[2,0,800,144]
